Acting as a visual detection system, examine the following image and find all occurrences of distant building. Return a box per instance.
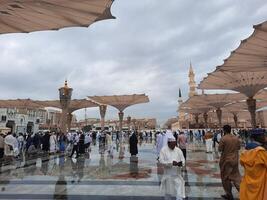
[73,117,157,131]
[73,118,100,131]
[39,108,77,131]
[39,108,61,131]
[0,108,46,134]
[164,117,178,129]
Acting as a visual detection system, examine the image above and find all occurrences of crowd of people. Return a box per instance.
[0,126,266,200]
[0,131,94,160]
[155,126,267,200]
[0,129,154,160]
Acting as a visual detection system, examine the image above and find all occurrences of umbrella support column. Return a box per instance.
[118,111,124,132]
[127,116,131,132]
[203,112,208,128]
[60,108,68,134]
[247,97,256,128]
[216,108,222,129]
[59,80,72,134]
[99,105,107,131]
[67,113,73,132]
[233,113,238,128]
[194,113,200,128]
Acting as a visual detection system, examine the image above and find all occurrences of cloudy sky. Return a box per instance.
[0,0,267,125]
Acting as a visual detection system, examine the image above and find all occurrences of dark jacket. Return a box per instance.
[129,133,138,156]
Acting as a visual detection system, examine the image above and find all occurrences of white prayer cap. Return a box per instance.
[167,137,176,142]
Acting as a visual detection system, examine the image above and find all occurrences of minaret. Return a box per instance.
[188,62,197,97]
[178,88,185,121]
[178,88,183,106]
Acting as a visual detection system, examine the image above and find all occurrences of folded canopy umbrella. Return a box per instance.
[0,0,115,34]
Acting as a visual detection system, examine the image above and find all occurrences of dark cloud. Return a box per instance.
[0,0,266,124]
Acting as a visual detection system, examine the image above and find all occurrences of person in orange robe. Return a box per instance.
[240,129,267,200]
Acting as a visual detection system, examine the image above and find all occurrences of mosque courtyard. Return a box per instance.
[0,140,241,200]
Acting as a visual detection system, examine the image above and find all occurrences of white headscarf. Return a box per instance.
[4,134,19,156]
[162,130,175,147]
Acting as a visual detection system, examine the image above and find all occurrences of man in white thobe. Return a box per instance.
[106,132,113,156]
[156,132,164,159]
[205,131,213,153]
[159,137,186,200]
[49,132,57,153]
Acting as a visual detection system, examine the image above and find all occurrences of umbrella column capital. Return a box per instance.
[246,97,256,128]
[118,111,124,132]
[216,108,222,128]
[203,112,208,128]
[99,105,107,131]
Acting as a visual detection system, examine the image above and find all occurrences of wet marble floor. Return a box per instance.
[0,141,242,200]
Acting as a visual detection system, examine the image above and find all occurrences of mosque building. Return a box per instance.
[188,62,197,97]
[171,63,198,130]
[171,63,267,130]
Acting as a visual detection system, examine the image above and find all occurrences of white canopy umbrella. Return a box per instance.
[254,89,267,100]
[181,93,246,128]
[35,99,99,131]
[36,99,99,112]
[199,70,267,98]
[88,94,150,131]
[0,98,44,109]
[224,100,267,111]
[180,106,212,128]
[199,70,267,128]
[215,20,267,72]
[198,21,267,128]
[222,102,261,128]
[0,0,115,34]
[207,110,250,128]
[180,100,213,128]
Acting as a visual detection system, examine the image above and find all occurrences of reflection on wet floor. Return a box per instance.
[0,141,241,200]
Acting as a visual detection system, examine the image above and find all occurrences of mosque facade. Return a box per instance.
[171,64,267,130]
[171,64,197,130]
